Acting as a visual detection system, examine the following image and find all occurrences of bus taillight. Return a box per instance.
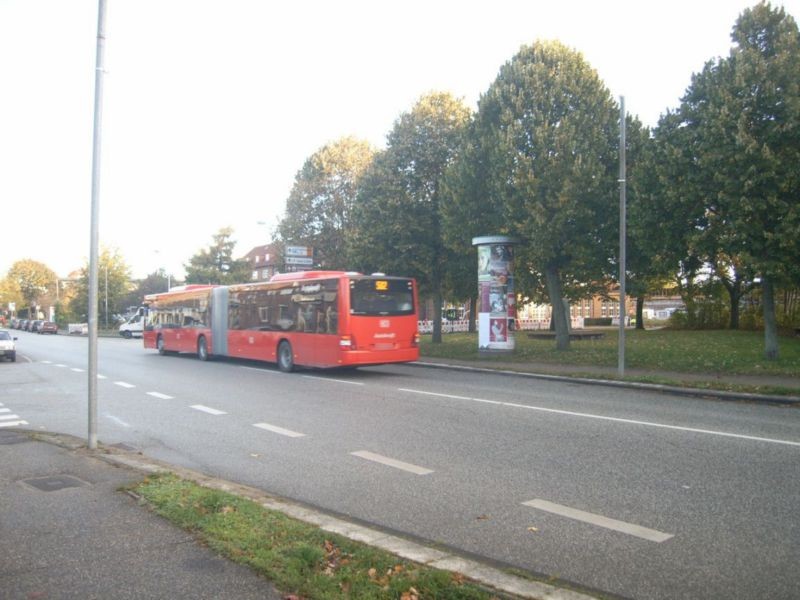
[412,333,420,347]
[340,335,354,350]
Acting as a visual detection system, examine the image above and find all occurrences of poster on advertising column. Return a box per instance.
[472,236,518,352]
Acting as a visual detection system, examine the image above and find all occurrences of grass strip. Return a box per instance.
[131,473,505,600]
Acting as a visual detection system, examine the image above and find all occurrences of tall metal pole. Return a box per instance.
[618,96,627,377]
[88,0,107,449]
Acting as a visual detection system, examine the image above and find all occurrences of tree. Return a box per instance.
[68,248,132,326]
[6,259,57,318]
[473,41,621,349]
[278,137,375,269]
[184,227,250,284]
[349,92,472,343]
[670,2,800,357]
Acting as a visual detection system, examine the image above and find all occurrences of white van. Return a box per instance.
[118,309,145,339]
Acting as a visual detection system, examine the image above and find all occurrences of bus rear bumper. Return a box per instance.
[338,347,419,367]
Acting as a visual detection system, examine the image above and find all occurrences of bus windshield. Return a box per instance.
[350,278,415,316]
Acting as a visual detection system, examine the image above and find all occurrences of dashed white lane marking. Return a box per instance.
[0,420,28,428]
[105,414,131,428]
[191,405,227,416]
[522,499,674,543]
[114,381,136,389]
[0,413,22,420]
[253,422,306,438]
[147,392,173,400]
[351,450,434,475]
[98,374,107,379]
[71,368,84,373]
[397,388,800,448]
[41,360,52,364]
[54,364,67,368]
[302,375,365,386]
[0,408,10,413]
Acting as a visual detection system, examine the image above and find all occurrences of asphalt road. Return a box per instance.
[5,330,800,599]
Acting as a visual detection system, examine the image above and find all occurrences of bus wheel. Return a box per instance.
[277,340,294,372]
[197,336,209,361]
[122,330,132,339]
[157,335,166,355]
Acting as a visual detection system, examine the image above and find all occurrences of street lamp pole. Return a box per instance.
[87,0,107,450]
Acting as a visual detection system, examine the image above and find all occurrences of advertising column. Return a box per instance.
[472,236,518,352]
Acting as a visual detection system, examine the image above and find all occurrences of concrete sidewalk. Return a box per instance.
[0,429,283,600]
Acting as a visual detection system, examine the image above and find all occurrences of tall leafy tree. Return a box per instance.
[672,2,800,357]
[68,248,132,326]
[6,259,57,318]
[349,92,472,342]
[184,227,250,284]
[279,137,375,269]
[474,41,620,349]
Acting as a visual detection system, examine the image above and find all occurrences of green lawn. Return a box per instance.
[420,329,800,378]
[132,473,523,600]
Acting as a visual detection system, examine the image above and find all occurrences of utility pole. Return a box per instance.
[618,96,627,377]
[88,0,107,450]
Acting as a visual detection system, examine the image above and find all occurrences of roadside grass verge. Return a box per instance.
[131,473,506,600]
[420,329,800,394]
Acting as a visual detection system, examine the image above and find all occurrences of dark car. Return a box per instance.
[30,320,44,333]
[18,319,29,331]
[38,321,58,334]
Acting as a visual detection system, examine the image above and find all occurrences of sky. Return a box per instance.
[2,0,798,280]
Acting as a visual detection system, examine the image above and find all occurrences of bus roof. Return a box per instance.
[269,271,360,282]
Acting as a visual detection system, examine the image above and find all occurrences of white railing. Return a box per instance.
[418,316,585,334]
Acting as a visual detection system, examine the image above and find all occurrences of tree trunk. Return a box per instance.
[431,289,443,344]
[636,296,645,330]
[762,276,778,360]
[468,296,476,333]
[544,265,570,350]
[729,288,740,330]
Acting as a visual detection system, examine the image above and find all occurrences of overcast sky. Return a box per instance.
[2,0,797,279]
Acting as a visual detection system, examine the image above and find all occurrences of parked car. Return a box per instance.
[38,321,58,334]
[30,320,44,333]
[18,319,29,331]
[0,329,17,362]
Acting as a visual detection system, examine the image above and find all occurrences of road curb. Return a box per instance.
[412,361,800,406]
[29,432,598,600]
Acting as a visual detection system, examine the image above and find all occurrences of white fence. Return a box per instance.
[418,317,585,334]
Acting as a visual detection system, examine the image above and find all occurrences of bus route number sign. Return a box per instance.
[375,280,389,291]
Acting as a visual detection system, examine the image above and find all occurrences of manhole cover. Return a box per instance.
[0,431,30,445]
[22,475,89,492]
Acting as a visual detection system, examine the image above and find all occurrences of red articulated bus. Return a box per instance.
[142,271,420,371]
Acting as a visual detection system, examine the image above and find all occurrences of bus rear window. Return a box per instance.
[350,278,414,316]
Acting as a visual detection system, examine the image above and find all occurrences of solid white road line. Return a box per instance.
[0,420,28,428]
[302,374,365,386]
[147,392,174,400]
[523,499,674,543]
[191,404,227,416]
[398,388,800,448]
[253,422,306,438]
[351,450,434,475]
[114,381,136,389]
